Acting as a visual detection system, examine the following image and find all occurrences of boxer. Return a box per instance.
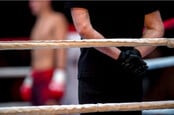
[20,0,68,105]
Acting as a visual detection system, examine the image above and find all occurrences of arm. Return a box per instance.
[54,14,68,70]
[136,10,164,58]
[71,8,121,60]
[49,14,68,96]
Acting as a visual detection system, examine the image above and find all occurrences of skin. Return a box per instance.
[136,11,164,57]
[71,8,164,59]
[29,0,68,105]
[29,0,68,71]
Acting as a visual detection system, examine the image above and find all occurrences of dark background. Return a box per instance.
[0,1,66,102]
[0,1,174,102]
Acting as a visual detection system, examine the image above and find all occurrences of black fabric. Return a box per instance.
[78,72,143,115]
[117,50,148,77]
[66,1,159,75]
[66,1,159,115]
[66,1,159,38]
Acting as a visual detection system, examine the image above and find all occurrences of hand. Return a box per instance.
[49,69,66,99]
[125,48,142,57]
[117,49,148,76]
[20,72,33,101]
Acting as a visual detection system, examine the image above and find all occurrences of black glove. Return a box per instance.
[125,48,142,57]
[117,49,148,76]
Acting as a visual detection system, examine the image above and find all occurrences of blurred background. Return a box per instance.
[0,1,81,106]
[0,1,174,115]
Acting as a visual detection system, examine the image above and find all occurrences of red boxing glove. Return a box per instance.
[20,73,33,101]
[49,69,66,100]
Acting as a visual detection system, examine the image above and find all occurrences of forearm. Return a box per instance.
[135,29,163,58]
[80,27,121,60]
[55,16,68,70]
[72,8,120,60]
[56,49,67,70]
[136,11,164,58]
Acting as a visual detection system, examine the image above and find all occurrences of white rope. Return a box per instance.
[0,102,174,114]
[0,38,173,50]
[0,101,174,115]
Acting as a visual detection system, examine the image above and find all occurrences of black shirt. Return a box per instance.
[66,1,159,74]
[66,1,159,38]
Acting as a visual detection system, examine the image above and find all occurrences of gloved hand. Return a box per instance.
[125,48,142,57]
[117,49,148,76]
[20,72,33,101]
[49,69,66,99]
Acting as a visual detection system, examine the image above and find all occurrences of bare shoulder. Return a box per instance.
[52,12,67,23]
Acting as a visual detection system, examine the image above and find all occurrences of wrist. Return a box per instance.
[117,51,127,62]
[132,48,142,57]
[114,49,121,60]
[23,72,33,86]
[52,69,66,83]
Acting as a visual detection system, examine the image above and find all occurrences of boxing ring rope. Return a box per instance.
[145,56,174,70]
[0,38,173,50]
[0,56,174,77]
[0,38,174,114]
[0,101,174,115]
[0,67,30,77]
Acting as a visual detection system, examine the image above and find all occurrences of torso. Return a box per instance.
[68,1,159,73]
[87,2,147,38]
[31,12,58,70]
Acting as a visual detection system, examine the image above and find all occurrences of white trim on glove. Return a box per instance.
[49,69,66,90]
[23,72,33,87]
